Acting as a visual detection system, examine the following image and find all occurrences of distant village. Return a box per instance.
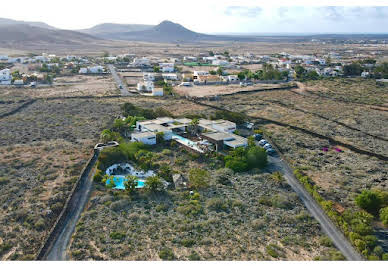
[1,48,387,94]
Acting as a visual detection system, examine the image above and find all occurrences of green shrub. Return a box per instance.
[34,218,46,231]
[380,206,388,226]
[355,190,383,215]
[266,244,280,258]
[319,236,333,247]
[110,231,126,240]
[177,200,203,217]
[188,251,201,260]
[159,248,175,260]
[188,168,210,189]
[206,198,229,212]
[224,146,267,172]
[181,238,196,247]
[0,177,9,185]
[93,169,103,183]
[382,253,388,260]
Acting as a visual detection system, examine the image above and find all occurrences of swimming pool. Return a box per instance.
[171,133,204,153]
[106,175,146,190]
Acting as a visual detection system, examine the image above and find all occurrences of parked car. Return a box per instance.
[258,139,268,146]
[119,85,123,89]
[245,122,254,129]
[266,148,276,155]
[263,143,272,150]
[254,134,262,141]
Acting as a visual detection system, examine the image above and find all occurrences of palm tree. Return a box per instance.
[189,118,200,136]
[124,175,138,195]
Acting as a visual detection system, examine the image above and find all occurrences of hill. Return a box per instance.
[0,17,56,29]
[0,24,101,47]
[79,23,153,38]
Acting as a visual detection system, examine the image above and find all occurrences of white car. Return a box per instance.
[263,143,272,150]
[258,139,268,146]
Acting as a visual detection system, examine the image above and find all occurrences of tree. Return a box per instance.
[188,168,210,189]
[344,62,363,76]
[124,175,138,195]
[237,72,246,81]
[216,67,224,76]
[294,65,306,80]
[100,129,120,143]
[145,176,164,193]
[355,190,383,215]
[156,132,165,144]
[153,66,160,72]
[158,164,173,182]
[246,146,267,169]
[189,118,200,135]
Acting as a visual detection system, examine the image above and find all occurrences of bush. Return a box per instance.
[382,253,388,260]
[181,238,196,247]
[206,198,229,212]
[110,231,126,240]
[93,169,103,183]
[177,200,203,217]
[159,248,175,260]
[224,146,267,173]
[111,199,130,212]
[380,207,388,226]
[188,168,210,189]
[145,176,164,193]
[0,177,9,185]
[188,251,201,260]
[266,244,280,258]
[34,218,46,231]
[355,190,383,215]
[319,236,333,247]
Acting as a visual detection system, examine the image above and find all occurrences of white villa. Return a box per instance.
[79,66,104,74]
[159,63,175,73]
[132,57,150,67]
[0,68,11,85]
[131,117,247,152]
[137,80,154,92]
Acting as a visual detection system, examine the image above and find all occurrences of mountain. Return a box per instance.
[99,20,218,43]
[0,24,101,47]
[79,23,153,38]
[0,17,56,29]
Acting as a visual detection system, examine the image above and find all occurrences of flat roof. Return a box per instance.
[224,135,247,147]
[202,132,235,141]
[131,131,156,138]
[175,118,192,124]
[144,123,172,132]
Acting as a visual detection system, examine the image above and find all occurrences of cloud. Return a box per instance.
[318,6,388,21]
[224,6,262,18]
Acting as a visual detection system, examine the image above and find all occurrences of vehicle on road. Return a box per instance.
[263,143,273,150]
[254,134,262,140]
[266,148,276,155]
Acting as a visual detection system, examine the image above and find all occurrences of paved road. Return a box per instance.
[108,64,131,96]
[266,153,363,261]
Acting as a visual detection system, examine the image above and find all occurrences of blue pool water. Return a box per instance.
[106,175,145,190]
[172,133,197,146]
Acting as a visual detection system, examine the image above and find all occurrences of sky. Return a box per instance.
[2,0,388,33]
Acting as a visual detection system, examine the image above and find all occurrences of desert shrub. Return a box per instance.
[93,169,103,183]
[330,251,346,260]
[155,203,169,212]
[0,243,12,255]
[206,198,229,212]
[355,190,383,215]
[188,251,201,260]
[34,218,46,231]
[379,207,388,226]
[266,244,280,258]
[0,177,9,185]
[271,194,293,209]
[319,236,333,247]
[188,168,210,189]
[177,200,203,217]
[110,231,126,240]
[111,199,130,212]
[251,218,265,230]
[258,196,273,207]
[159,248,175,260]
[181,237,196,247]
[158,164,173,182]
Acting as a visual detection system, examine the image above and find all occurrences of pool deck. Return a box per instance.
[172,134,204,153]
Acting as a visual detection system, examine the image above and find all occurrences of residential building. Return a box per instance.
[193,71,209,79]
[162,73,178,80]
[159,63,175,73]
[13,79,24,86]
[152,87,164,96]
[137,80,154,92]
[131,132,156,145]
[132,57,150,67]
[0,68,11,85]
[143,73,155,81]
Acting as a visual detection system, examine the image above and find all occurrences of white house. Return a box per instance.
[133,57,150,67]
[212,60,229,66]
[89,66,104,73]
[137,81,154,92]
[13,79,24,86]
[227,75,239,82]
[0,55,8,61]
[0,68,11,85]
[162,73,178,80]
[193,71,209,79]
[159,63,175,73]
[184,56,197,62]
[152,87,164,96]
[131,132,157,145]
[143,73,155,81]
[361,71,370,78]
[79,68,88,74]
